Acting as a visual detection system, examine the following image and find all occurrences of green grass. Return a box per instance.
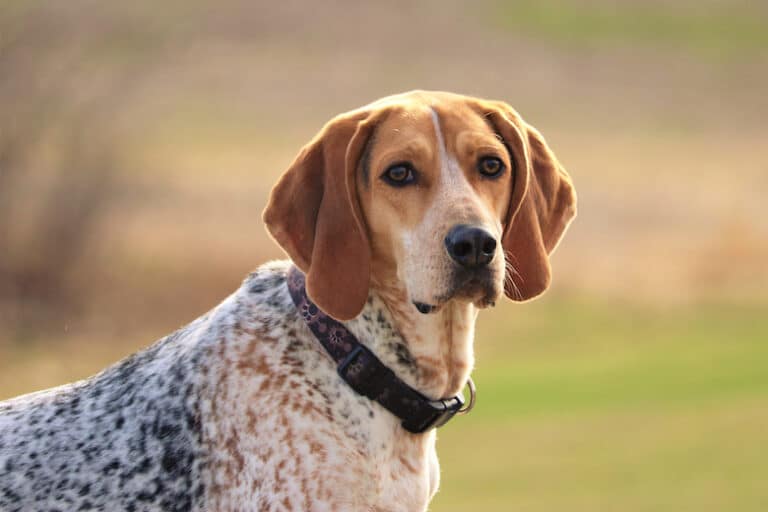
[493,1,768,60]
[432,299,768,511]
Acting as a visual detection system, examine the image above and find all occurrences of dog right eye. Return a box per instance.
[381,163,417,187]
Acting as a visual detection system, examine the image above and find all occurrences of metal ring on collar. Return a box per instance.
[457,376,476,415]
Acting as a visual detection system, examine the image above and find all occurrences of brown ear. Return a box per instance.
[263,110,377,320]
[483,102,577,301]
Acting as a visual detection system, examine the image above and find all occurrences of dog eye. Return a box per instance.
[477,156,505,178]
[381,164,416,187]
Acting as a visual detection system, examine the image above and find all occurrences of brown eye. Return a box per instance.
[381,163,416,187]
[478,156,505,178]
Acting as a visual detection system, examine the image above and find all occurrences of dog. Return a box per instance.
[0,90,576,511]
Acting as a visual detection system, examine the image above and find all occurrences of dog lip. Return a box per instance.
[445,269,500,306]
[412,301,437,314]
[416,269,500,312]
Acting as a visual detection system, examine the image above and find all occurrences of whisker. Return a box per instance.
[503,250,523,300]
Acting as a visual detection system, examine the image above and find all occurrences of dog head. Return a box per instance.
[264,91,576,320]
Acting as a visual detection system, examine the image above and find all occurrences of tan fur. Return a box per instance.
[264,90,575,318]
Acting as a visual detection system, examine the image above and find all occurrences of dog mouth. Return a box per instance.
[412,301,438,314]
[412,270,500,314]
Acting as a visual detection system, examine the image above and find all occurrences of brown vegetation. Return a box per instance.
[0,0,765,356]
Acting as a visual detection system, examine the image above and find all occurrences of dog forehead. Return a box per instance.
[373,106,435,149]
[431,102,497,145]
[368,94,492,149]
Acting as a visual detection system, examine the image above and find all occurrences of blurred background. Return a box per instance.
[1,1,767,510]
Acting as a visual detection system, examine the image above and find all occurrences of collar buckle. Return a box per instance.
[401,394,465,434]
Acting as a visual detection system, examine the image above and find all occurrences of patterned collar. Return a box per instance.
[286,266,468,434]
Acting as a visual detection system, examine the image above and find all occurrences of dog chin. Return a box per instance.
[413,279,501,314]
[455,281,500,309]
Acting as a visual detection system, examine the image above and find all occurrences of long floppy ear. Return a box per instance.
[263,110,378,320]
[483,102,577,301]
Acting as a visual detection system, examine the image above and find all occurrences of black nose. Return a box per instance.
[444,224,497,268]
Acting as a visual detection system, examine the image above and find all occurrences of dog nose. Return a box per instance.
[444,224,497,268]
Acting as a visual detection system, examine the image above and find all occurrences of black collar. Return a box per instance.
[286,266,466,434]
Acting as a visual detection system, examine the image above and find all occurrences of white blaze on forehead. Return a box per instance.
[430,108,447,162]
[430,108,466,191]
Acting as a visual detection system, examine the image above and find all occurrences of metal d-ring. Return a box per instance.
[457,376,476,415]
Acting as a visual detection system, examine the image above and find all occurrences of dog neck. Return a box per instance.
[346,276,477,400]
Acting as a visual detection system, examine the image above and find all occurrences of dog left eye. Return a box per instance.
[478,156,505,178]
[381,164,416,187]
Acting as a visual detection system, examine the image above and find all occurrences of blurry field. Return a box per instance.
[495,1,768,59]
[434,300,768,511]
[1,1,767,510]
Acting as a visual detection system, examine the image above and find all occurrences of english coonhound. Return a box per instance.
[0,90,576,511]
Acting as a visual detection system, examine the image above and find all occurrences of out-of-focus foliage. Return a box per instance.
[495,1,768,59]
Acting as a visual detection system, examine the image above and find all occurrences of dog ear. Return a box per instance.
[263,110,378,320]
[481,101,577,301]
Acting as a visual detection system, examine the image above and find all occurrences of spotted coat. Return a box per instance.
[0,261,440,511]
